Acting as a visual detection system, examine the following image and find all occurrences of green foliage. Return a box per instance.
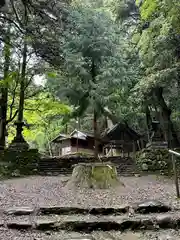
[3,0,180,154]
[24,95,70,150]
[46,4,133,129]
[0,72,18,87]
[132,0,180,118]
[139,0,158,21]
[7,93,71,152]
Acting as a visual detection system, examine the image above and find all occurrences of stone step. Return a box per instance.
[2,201,172,216]
[38,164,136,168]
[38,168,135,172]
[37,157,138,176]
[38,159,135,167]
[38,168,137,173]
[38,167,136,172]
[38,171,139,177]
[2,212,180,232]
[38,168,72,171]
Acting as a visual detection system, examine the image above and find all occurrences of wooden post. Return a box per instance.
[137,140,140,151]
[59,144,61,156]
[140,139,143,149]
[76,135,79,153]
[172,154,180,198]
[132,141,136,160]
[76,121,79,153]
[111,143,113,156]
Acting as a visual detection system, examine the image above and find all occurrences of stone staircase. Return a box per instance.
[1,200,180,239]
[38,158,72,175]
[37,156,138,176]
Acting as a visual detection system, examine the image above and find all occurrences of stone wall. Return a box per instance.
[0,151,137,178]
[0,149,40,178]
[135,148,173,174]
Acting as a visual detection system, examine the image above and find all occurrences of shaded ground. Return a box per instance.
[0,175,178,209]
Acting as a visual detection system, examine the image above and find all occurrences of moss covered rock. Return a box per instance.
[67,162,124,189]
[0,149,40,178]
[136,148,171,174]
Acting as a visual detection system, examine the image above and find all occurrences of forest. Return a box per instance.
[0,0,180,155]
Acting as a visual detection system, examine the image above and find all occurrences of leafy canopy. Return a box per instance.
[47,5,130,122]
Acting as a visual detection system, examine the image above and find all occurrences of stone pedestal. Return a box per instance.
[148,120,167,149]
[9,121,29,150]
[67,162,124,189]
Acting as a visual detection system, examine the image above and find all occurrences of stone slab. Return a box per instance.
[35,219,58,230]
[134,200,171,214]
[4,207,34,216]
[7,221,32,230]
[38,205,130,215]
[4,213,180,232]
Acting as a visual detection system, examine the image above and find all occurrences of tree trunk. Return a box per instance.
[46,132,53,156]
[90,59,99,159]
[0,32,10,149]
[65,124,68,134]
[145,104,152,141]
[14,2,28,142]
[93,110,98,159]
[154,87,180,148]
[18,43,27,123]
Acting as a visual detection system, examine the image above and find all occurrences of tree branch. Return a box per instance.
[10,0,24,29]
[25,89,43,99]
[6,110,19,124]
[0,14,24,33]
[24,74,34,90]
[24,107,42,112]
[0,36,15,47]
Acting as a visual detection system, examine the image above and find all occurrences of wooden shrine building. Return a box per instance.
[51,129,102,156]
[102,122,142,157]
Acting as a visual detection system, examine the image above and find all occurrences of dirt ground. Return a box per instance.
[0,228,180,240]
[0,175,178,209]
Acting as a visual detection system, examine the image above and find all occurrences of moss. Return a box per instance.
[0,149,40,178]
[136,148,172,174]
[91,164,119,188]
[67,162,124,189]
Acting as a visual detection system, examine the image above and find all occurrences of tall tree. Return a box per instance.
[0,28,11,149]
[133,0,180,147]
[46,5,129,157]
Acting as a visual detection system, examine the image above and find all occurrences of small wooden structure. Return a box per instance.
[102,122,141,158]
[51,130,102,156]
